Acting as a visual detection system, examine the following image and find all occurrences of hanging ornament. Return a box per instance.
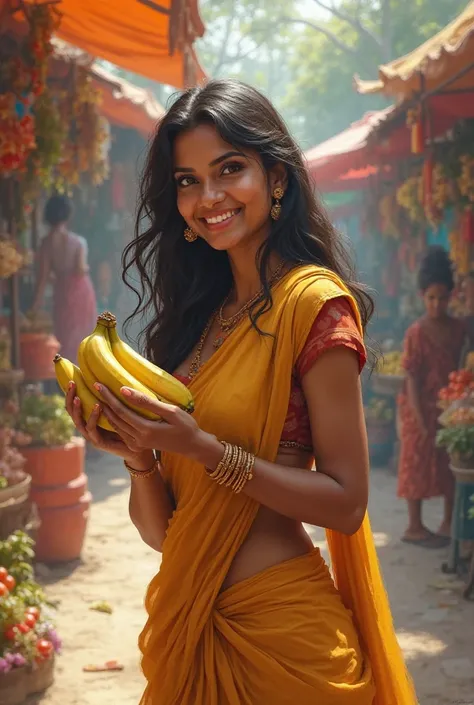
[407,107,424,155]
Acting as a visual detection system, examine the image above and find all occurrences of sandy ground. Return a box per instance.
[29,454,473,705]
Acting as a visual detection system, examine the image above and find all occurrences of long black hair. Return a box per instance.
[123,79,374,372]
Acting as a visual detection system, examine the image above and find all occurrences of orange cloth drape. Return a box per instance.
[24,0,206,87]
[139,265,417,705]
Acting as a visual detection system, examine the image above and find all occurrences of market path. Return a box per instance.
[30,454,473,705]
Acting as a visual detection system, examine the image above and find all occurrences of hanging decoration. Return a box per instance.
[406,107,424,155]
[0,3,60,176]
[55,69,110,193]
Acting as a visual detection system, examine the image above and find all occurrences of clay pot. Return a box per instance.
[31,473,88,508]
[21,438,85,486]
[22,438,91,563]
[20,333,60,381]
[34,492,92,563]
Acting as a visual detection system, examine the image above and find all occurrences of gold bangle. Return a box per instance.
[124,459,158,479]
[205,442,255,493]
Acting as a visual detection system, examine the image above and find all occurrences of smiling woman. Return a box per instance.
[65,79,417,705]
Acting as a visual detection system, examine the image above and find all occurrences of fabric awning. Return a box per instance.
[355,2,474,99]
[9,0,206,88]
[91,64,165,137]
[305,109,393,184]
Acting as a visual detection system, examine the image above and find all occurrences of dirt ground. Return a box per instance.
[29,453,473,705]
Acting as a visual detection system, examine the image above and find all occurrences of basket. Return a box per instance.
[0,495,34,541]
[0,657,54,705]
[372,373,405,397]
[0,476,31,505]
[449,463,474,484]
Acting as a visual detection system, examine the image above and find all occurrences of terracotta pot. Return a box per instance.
[34,491,91,563]
[19,333,60,381]
[22,438,85,486]
[31,473,88,508]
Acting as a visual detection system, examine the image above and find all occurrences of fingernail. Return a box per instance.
[68,381,74,391]
[93,403,100,413]
[74,396,80,406]
[94,383,102,392]
[121,387,132,397]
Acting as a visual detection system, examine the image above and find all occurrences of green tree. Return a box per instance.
[284,0,468,145]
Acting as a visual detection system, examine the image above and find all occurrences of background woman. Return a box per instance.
[398,246,466,547]
[31,194,97,362]
[65,80,415,704]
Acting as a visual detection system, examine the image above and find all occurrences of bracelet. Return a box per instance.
[206,442,255,493]
[124,459,159,479]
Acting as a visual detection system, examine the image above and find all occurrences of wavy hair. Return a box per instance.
[123,79,374,372]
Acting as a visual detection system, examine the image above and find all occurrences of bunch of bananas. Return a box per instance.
[54,311,194,430]
[458,155,474,203]
[0,240,24,279]
[396,176,424,223]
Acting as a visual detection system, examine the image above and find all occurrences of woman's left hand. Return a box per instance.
[96,384,205,458]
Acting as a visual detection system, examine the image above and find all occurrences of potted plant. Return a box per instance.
[0,402,34,541]
[0,532,61,705]
[17,393,91,563]
[436,426,474,479]
[19,312,60,382]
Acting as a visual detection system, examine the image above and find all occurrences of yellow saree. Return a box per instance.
[139,265,417,705]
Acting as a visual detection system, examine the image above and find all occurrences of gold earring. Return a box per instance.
[271,187,284,221]
[184,227,198,242]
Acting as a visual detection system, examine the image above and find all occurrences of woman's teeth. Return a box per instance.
[205,210,238,225]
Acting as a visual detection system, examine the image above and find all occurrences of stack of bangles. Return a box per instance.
[205,441,255,493]
[124,442,255,494]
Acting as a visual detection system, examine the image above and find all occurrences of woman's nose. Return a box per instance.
[199,180,225,208]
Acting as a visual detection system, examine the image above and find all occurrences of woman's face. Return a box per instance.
[422,283,451,320]
[173,124,283,252]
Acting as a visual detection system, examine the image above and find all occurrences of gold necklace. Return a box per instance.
[188,262,287,378]
[217,260,286,331]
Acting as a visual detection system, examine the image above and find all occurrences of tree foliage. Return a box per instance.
[198,0,469,147]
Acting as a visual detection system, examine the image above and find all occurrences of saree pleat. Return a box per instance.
[138,265,417,705]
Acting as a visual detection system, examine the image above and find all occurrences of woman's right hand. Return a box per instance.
[65,382,154,471]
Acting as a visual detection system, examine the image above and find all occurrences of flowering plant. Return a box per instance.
[0,532,61,671]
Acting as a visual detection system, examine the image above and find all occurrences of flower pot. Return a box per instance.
[367,418,395,464]
[0,657,55,705]
[449,462,474,484]
[21,438,85,486]
[31,473,88,508]
[0,664,26,705]
[372,373,405,397]
[34,491,91,563]
[19,333,60,381]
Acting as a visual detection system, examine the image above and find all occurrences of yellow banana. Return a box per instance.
[82,315,160,420]
[106,317,194,413]
[53,354,114,432]
[78,334,106,402]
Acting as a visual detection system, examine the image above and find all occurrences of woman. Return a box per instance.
[398,246,466,547]
[65,80,415,704]
[31,195,97,362]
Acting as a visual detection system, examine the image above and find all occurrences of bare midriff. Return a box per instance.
[221,446,315,590]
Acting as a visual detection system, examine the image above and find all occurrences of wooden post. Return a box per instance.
[7,179,21,369]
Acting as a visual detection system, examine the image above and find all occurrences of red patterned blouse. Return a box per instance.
[176,296,366,453]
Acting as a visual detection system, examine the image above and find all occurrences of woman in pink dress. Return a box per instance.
[31,195,97,362]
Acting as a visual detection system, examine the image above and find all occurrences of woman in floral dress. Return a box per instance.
[398,247,467,547]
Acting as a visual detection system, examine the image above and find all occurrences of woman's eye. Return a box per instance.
[221,162,243,176]
[176,176,196,188]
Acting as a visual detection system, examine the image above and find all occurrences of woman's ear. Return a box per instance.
[269,163,288,193]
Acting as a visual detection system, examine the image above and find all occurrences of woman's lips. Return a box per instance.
[200,208,241,232]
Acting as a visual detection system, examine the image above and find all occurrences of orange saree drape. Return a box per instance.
[138,265,417,705]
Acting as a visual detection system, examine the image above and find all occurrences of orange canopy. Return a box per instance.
[355,2,474,100]
[91,64,164,138]
[11,0,206,88]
